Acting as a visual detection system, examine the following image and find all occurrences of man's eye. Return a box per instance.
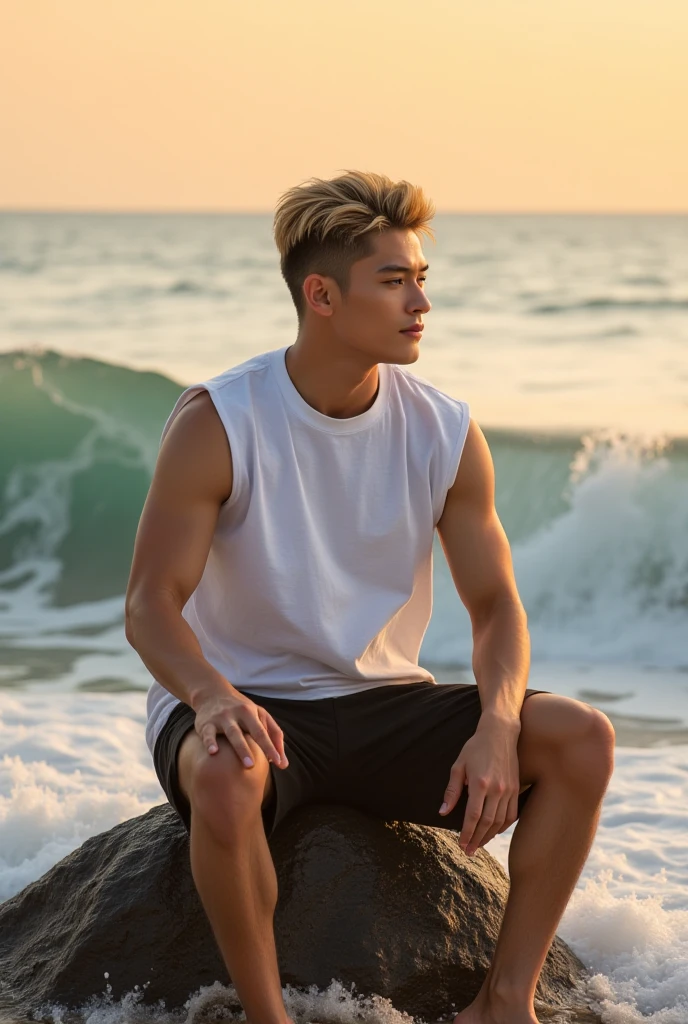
[386,277,427,285]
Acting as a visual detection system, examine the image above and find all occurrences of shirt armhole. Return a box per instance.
[159,383,243,511]
[432,400,471,527]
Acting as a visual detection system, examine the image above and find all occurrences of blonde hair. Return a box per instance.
[273,169,435,323]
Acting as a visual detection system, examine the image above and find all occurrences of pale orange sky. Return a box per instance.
[1,0,687,211]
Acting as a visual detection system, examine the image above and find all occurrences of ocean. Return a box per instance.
[1,212,687,1023]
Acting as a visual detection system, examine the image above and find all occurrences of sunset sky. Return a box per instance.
[2,0,686,212]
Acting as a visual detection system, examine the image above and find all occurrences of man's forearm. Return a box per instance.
[125,594,239,711]
[471,598,531,731]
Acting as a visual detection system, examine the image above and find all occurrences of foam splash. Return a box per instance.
[568,876,688,1023]
[34,978,416,1024]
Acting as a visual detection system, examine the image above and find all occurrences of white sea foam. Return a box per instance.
[35,978,416,1024]
[1,690,687,1022]
[0,691,160,900]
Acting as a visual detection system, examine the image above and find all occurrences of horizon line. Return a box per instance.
[1,207,687,216]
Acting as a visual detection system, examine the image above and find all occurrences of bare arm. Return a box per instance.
[125,391,286,768]
[435,418,530,852]
[436,417,531,729]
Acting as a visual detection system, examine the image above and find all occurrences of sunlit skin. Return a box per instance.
[283,227,431,419]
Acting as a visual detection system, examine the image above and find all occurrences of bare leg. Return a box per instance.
[178,730,293,1024]
[453,696,615,1024]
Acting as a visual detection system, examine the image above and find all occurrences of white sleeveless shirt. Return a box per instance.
[145,345,470,755]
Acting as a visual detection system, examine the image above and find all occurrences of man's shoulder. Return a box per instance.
[164,349,275,438]
[390,363,469,422]
[202,347,275,395]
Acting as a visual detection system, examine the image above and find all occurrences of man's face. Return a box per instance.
[305,228,432,365]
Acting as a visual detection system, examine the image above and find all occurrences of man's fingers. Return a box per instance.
[466,794,504,852]
[480,800,512,848]
[264,712,288,766]
[199,722,219,755]
[240,709,283,766]
[458,778,489,849]
[198,703,286,770]
[497,792,521,835]
[439,761,466,815]
[221,720,259,768]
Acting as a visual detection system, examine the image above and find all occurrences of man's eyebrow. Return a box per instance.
[375,263,430,273]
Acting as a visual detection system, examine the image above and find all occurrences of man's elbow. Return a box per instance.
[124,596,140,649]
[471,591,527,634]
[124,587,150,649]
[124,585,182,648]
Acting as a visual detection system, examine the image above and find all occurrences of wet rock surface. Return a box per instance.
[0,803,600,1021]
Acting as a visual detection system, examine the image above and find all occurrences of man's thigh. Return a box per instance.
[331,681,551,832]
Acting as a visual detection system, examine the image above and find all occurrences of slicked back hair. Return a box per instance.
[273,169,435,323]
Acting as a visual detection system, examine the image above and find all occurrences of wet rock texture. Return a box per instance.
[0,803,598,1021]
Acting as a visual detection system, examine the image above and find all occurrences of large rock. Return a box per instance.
[0,803,600,1021]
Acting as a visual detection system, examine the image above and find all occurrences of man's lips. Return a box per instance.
[401,325,424,334]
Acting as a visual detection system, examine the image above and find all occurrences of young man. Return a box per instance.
[125,170,615,1024]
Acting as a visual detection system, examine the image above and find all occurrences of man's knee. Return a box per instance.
[570,704,615,775]
[555,702,615,789]
[518,693,615,789]
[182,733,273,845]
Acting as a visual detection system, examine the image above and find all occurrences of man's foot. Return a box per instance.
[452,984,539,1024]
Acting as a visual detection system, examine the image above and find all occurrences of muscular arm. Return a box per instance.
[125,391,284,766]
[436,418,531,850]
[125,391,235,709]
[436,418,531,730]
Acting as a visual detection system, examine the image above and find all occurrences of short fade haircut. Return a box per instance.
[273,169,435,324]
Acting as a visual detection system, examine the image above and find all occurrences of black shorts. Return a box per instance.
[153,681,550,841]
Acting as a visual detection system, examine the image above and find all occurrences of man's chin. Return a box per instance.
[394,336,422,362]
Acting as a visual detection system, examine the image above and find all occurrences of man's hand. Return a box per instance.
[439,717,521,855]
[194,690,289,770]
